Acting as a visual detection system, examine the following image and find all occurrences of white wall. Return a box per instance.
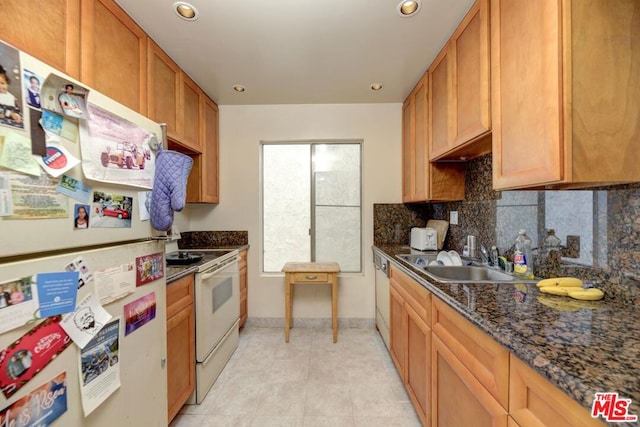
[186,104,402,321]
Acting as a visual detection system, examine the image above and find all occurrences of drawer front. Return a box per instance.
[432,296,509,409]
[509,355,605,427]
[167,274,194,318]
[293,272,329,283]
[390,265,431,325]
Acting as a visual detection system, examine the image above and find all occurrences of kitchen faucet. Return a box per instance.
[466,234,493,266]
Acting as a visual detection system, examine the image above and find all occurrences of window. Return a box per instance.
[262,141,362,273]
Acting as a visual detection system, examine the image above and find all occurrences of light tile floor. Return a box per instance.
[170,326,422,427]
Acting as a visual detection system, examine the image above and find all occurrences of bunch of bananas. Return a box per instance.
[536,277,604,300]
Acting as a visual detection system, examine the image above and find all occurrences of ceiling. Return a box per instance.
[115,0,476,105]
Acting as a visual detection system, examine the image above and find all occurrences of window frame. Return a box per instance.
[260,139,364,274]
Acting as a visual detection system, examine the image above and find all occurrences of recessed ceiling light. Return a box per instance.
[233,85,246,93]
[397,0,421,17]
[174,2,199,21]
[370,83,383,91]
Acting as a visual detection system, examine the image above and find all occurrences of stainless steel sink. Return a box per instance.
[395,253,536,283]
[424,265,516,283]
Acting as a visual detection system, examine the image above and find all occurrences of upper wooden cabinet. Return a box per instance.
[147,39,203,153]
[428,48,451,158]
[0,0,81,79]
[186,96,219,203]
[491,0,640,190]
[430,0,491,161]
[201,96,220,203]
[147,39,180,142]
[180,73,203,152]
[80,0,147,114]
[402,76,428,202]
[402,75,465,203]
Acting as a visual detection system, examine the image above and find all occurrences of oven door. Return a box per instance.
[194,257,239,362]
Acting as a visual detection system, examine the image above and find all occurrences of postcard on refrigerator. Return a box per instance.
[0,276,38,335]
[36,271,79,317]
[79,317,120,416]
[0,316,72,398]
[57,174,92,204]
[64,256,93,289]
[0,371,67,426]
[78,103,155,189]
[93,263,135,305]
[135,252,164,286]
[60,294,112,349]
[124,292,156,336]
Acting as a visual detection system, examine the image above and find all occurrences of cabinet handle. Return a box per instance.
[305,275,318,280]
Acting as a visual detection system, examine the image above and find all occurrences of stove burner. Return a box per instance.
[166,252,205,265]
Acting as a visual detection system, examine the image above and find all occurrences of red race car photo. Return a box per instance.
[102,206,130,219]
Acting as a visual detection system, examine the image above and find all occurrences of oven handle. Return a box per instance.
[199,257,239,280]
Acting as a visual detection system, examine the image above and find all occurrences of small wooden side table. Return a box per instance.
[281,262,340,343]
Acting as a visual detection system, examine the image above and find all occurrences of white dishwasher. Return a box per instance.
[373,250,391,350]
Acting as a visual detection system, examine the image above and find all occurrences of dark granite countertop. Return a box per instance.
[166,244,250,283]
[374,245,640,426]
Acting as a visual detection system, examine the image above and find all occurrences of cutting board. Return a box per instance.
[427,219,449,250]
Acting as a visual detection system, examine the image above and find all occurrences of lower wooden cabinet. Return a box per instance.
[432,334,508,427]
[239,249,248,328]
[166,275,195,423]
[509,356,605,427]
[431,296,509,408]
[389,266,432,426]
[406,303,431,423]
[387,271,603,427]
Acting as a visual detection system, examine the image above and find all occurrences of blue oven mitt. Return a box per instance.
[150,147,193,231]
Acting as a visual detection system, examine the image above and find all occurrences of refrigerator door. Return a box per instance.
[0,49,165,259]
[0,240,167,426]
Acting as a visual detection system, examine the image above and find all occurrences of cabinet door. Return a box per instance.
[413,79,428,201]
[401,96,415,202]
[406,303,431,426]
[167,304,195,423]
[491,0,563,189]
[147,39,180,142]
[389,284,406,378]
[80,0,147,114]
[432,297,509,408]
[451,0,491,147]
[0,0,80,78]
[429,46,452,159]
[178,73,203,152]
[432,335,508,427]
[201,96,220,203]
[509,355,605,427]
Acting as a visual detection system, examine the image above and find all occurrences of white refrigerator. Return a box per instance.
[0,241,167,426]
[0,42,168,426]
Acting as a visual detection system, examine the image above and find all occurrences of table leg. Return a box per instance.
[331,273,338,343]
[285,275,292,343]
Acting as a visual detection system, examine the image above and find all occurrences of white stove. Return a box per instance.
[167,248,240,405]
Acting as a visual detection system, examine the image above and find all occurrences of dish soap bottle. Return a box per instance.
[513,229,534,279]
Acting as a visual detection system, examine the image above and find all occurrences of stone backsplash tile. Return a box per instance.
[373,203,431,246]
[179,230,248,248]
[375,154,640,305]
